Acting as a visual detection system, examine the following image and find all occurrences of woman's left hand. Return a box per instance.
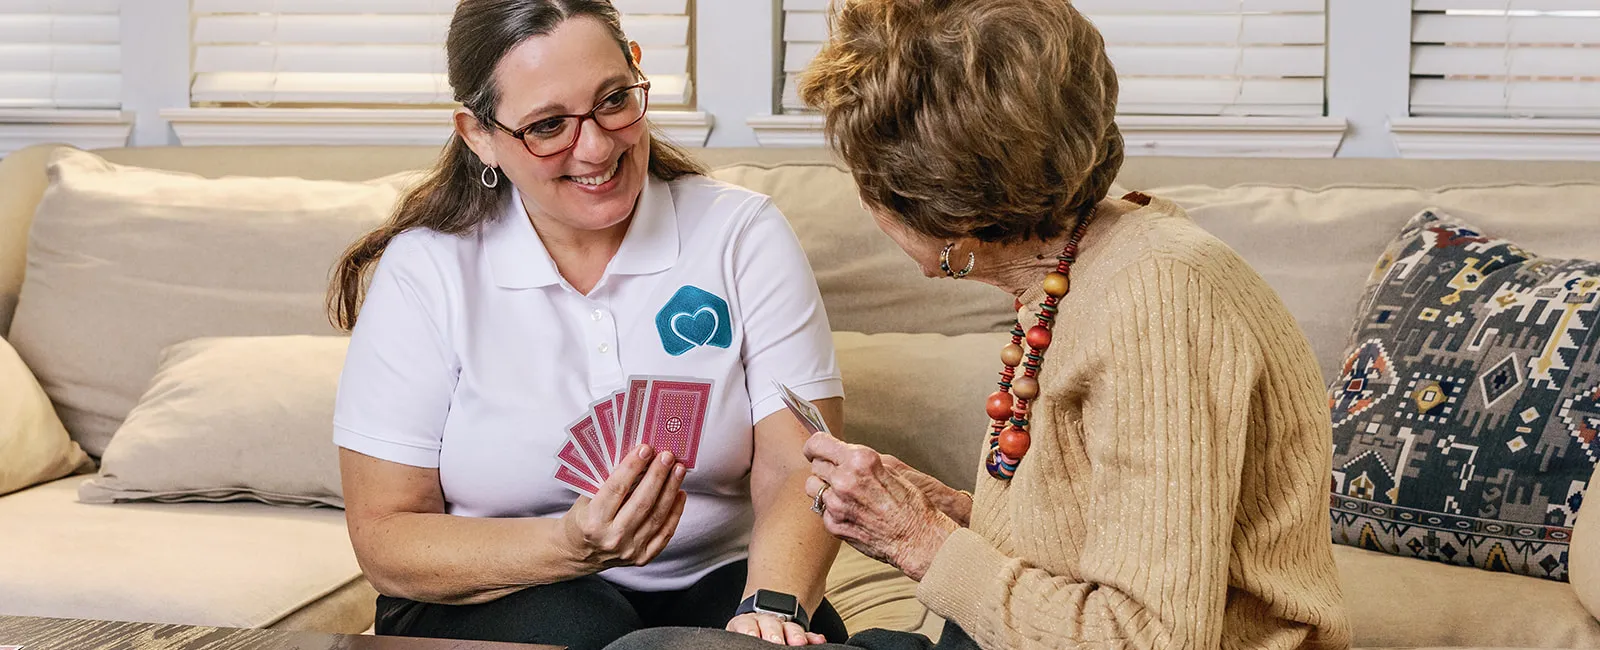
[726,612,827,646]
[803,432,958,581]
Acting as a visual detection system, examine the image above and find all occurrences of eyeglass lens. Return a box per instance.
[522,85,648,156]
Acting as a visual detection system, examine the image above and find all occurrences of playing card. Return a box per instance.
[620,377,649,457]
[591,396,620,469]
[638,378,713,469]
[568,415,612,481]
[772,379,831,434]
[554,463,600,498]
[557,439,601,484]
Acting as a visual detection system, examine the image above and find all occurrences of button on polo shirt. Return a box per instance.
[334,174,842,591]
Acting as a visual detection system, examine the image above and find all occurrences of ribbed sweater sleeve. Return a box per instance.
[918,257,1263,649]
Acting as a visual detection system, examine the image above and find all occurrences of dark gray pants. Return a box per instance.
[374,560,849,650]
[605,620,980,650]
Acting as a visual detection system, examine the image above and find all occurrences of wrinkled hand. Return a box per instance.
[726,612,826,646]
[560,445,688,572]
[803,433,958,581]
[881,455,972,527]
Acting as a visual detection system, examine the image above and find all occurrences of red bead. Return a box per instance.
[985,391,1015,420]
[1026,325,1052,350]
[998,426,1031,459]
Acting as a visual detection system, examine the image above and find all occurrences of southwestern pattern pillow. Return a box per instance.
[1328,209,1600,581]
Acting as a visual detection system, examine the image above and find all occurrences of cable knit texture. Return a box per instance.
[916,197,1352,650]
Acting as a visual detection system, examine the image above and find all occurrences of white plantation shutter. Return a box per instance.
[780,0,826,114]
[617,0,693,107]
[780,0,1327,116]
[190,0,693,108]
[0,0,121,109]
[1411,0,1600,118]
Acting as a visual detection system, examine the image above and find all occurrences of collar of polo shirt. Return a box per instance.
[486,175,681,289]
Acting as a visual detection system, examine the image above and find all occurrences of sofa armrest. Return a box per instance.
[1573,462,1600,620]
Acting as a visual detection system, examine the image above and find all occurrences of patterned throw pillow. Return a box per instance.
[1328,209,1600,581]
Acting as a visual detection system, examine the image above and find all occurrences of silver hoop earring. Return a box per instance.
[480,165,500,189]
[940,243,976,279]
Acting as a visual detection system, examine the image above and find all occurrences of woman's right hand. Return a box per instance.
[560,444,688,572]
[881,455,971,527]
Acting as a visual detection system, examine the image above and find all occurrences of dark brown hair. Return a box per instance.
[799,0,1123,244]
[329,0,707,330]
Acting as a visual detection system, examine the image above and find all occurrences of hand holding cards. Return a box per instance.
[555,376,714,498]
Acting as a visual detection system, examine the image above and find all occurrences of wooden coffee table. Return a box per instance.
[0,616,565,650]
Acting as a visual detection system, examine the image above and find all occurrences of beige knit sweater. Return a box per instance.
[917,197,1352,650]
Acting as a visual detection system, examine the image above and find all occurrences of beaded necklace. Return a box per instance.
[984,209,1095,480]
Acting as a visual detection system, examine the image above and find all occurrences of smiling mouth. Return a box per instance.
[565,151,625,187]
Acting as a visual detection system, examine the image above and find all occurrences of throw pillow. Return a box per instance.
[7,148,420,459]
[1329,208,1600,580]
[0,335,92,496]
[78,336,349,508]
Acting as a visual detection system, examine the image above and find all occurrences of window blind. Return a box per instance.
[190,0,693,108]
[1411,0,1600,118]
[0,0,121,109]
[780,0,1327,116]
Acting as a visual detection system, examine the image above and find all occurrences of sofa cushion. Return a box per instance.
[0,335,91,496]
[78,336,348,508]
[823,541,1600,647]
[7,149,418,458]
[1335,544,1600,648]
[1326,210,1599,581]
[711,163,1015,337]
[0,476,372,631]
[825,544,945,640]
[1145,182,1600,383]
[833,331,1012,493]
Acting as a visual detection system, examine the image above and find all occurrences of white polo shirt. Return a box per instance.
[332,174,843,591]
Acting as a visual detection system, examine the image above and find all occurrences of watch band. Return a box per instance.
[735,591,811,631]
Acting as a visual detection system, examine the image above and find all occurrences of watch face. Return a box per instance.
[754,590,798,616]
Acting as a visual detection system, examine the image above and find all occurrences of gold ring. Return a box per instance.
[811,485,829,514]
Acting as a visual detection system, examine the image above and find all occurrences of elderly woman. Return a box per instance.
[329,1,850,648]
[610,0,1352,649]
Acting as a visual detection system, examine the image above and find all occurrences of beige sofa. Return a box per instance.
[2,143,1599,649]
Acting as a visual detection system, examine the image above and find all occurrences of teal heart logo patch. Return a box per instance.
[656,286,732,356]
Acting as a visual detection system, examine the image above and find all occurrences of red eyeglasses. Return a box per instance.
[486,80,652,158]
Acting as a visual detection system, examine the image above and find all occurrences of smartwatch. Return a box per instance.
[735,589,811,631]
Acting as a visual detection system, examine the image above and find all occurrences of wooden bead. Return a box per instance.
[998,426,1031,459]
[1001,344,1025,367]
[1026,325,1052,351]
[1042,272,1069,298]
[1012,375,1040,400]
[985,391,1015,421]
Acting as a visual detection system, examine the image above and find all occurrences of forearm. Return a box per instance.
[746,466,840,613]
[355,511,588,605]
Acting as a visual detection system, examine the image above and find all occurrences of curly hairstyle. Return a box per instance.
[798,0,1123,244]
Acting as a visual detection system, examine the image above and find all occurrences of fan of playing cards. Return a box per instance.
[555,376,713,498]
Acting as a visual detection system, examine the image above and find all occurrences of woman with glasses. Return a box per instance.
[326,2,848,649]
